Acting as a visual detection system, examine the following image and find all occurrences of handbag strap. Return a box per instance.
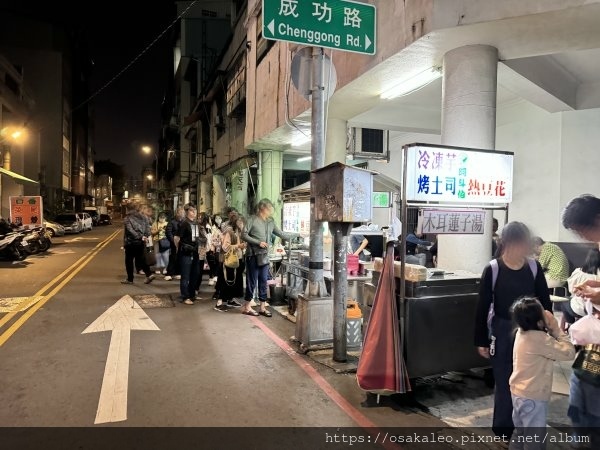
[223,264,236,286]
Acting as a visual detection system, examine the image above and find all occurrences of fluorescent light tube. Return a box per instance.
[381,67,442,100]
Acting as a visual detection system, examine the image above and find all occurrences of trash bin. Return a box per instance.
[269,284,286,305]
[346,300,363,349]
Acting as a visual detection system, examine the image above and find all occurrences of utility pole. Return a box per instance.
[308,46,327,298]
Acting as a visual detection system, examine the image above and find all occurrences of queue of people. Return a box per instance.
[475,194,600,447]
[121,198,295,316]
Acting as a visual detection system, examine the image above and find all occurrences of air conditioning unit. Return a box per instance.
[349,127,389,161]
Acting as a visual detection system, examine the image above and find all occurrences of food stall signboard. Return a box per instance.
[405,145,513,204]
[417,208,486,235]
[283,201,310,235]
[372,191,390,208]
[9,196,43,228]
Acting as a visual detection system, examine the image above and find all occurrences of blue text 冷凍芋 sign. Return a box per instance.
[418,209,486,235]
[405,145,513,204]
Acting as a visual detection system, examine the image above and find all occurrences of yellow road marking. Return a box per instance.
[0,296,45,313]
[0,230,120,347]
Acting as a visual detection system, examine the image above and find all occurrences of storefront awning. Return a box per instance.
[0,167,38,184]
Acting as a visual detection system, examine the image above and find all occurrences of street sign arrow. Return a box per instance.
[65,237,99,243]
[267,19,275,36]
[82,295,160,424]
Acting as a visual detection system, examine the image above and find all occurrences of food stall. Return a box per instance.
[363,143,514,381]
[279,173,401,305]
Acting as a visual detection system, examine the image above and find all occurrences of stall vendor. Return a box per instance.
[350,234,370,261]
[406,229,432,255]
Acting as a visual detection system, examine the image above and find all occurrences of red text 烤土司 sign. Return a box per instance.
[405,145,513,204]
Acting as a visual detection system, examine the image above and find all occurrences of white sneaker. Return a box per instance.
[175,275,181,280]
[164,275,172,281]
[208,279,216,286]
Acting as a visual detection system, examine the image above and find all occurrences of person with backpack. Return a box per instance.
[474,221,552,440]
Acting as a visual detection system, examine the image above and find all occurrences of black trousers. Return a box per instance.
[125,242,151,282]
[206,251,219,278]
[489,316,515,439]
[166,242,179,276]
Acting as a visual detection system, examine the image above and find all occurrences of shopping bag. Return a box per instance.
[569,300,600,345]
[572,344,600,386]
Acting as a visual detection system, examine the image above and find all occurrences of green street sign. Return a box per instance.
[263,0,376,55]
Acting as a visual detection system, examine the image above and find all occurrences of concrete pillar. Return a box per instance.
[230,168,248,217]
[200,179,212,214]
[438,45,498,273]
[258,150,283,224]
[325,118,347,165]
[212,174,226,215]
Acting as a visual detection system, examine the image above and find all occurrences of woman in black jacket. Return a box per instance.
[474,221,551,439]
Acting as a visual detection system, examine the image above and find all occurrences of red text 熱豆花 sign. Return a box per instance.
[9,196,43,228]
[405,145,513,204]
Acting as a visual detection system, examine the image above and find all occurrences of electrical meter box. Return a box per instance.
[312,162,375,223]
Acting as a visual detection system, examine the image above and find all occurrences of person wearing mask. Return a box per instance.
[121,203,155,285]
[242,199,294,317]
[532,236,570,289]
[474,221,551,439]
[164,206,184,281]
[210,215,224,300]
[509,298,575,446]
[214,213,246,312]
[194,213,209,297]
[569,248,600,318]
[563,195,600,303]
[175,205,204,305]
[151,213,170,276]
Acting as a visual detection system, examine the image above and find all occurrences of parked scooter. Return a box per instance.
[20,226,52,254]
[0,232,28,261]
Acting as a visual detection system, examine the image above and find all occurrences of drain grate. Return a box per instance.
[131,294,176,308]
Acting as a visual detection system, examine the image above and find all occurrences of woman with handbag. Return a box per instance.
[214,213,246,312]
[241,199,294,317]
[151,213,170,276]
[474,222,551,440]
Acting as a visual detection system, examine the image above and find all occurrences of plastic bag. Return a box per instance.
[570,300,600,345]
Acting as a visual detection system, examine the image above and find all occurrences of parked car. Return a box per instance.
[85,209,100,226]
[44,220,65,237]
[54,213,84,234]
[77,212,93,231]
[98,214,112,225]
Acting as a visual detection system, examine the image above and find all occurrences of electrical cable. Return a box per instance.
[71,0,199,113]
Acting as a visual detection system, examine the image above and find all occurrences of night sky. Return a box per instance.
[1,1,177,176]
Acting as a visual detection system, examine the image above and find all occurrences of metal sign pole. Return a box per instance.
[330,222,353,362]
[308,47,327,298]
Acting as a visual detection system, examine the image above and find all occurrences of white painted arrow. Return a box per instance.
[52,249,75,254]
[82,295,160,424]
[267,19,275,35]
[365,35,372,51]
[65,237,99,243]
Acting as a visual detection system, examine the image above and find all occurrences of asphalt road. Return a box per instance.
[0,223,573,449]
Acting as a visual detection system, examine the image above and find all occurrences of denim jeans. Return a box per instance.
[568,372,600,448]
[179,252,199,300]
[245,255,269,302]
[510,395,547,450]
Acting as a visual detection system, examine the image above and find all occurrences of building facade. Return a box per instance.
[0,11,94,217]
[0,53,38,219]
